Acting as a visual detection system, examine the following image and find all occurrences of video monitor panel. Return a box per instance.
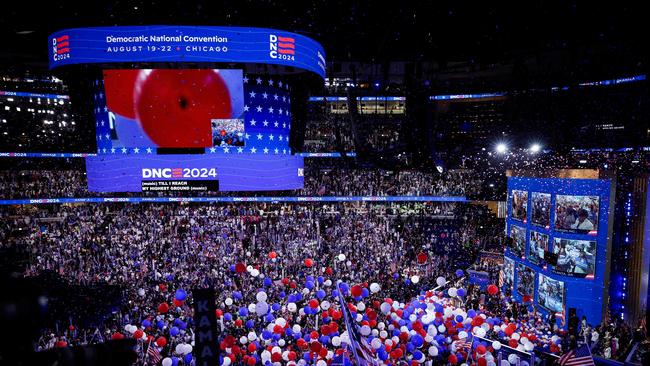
[103,69,245,149]
[554,195,599,234]
[509,225,526,257]
[516,263,535,297]
[511,190,528,222]
[538,274,565,313]
[502,257,515,289]
[528,231,549,264]
[553,238,597,277]
[531,192,551,228]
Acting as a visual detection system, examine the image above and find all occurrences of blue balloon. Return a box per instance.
[413,350,423,360]
[455,269,464,277]
[279,291,286,298]
[142,319,151,328]
[262,330,272,339]
[233,291,243,300]
[467,309,477,318]
[178,321,187,330]
[287,294,296,303]
[170,327,180,336]
[264,277,273,287]
[239,307,248,316]
[393,273,399,279]
[264,313,275,322]
[406,342,415,352]
[175,289,187,301]
[457,288,466,297]
[405,279,411,285]
[456,315,464,323]
[183,353,192,364]
[316,289,326,299]
[156,320,165,329]
[305,281,315,290]
[411,334,424,347]
[229,265,236,272]
[166,274,174,281]
[332,290,339,297]
[306,275,314,282]
[361,288,369,297]
[171,357,179,366]
[224,313,232,321]
[272,303,281,311]
[317,276,324,284]
[378,349,388,361]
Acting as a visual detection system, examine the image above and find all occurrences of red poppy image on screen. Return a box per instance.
[133,69,233,147]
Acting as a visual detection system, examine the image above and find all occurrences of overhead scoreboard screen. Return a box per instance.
[504,177,613,325]
[86,70,303,193]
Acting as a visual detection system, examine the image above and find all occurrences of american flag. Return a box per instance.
[147,344,162,365]
[558,344,595,366]
[454,335,474,351]
[336,282,379,366]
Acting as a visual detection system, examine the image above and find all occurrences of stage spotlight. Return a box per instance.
[495,143,508,154]
[529,143,541,153]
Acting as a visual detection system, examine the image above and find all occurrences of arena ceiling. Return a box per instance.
[0,1,645,70]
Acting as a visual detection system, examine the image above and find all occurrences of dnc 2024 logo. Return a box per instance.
[269,34,295,61]
[52,35,71,61]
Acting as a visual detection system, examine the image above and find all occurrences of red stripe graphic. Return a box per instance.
[278,49,295,55]
[278,42,295,49]
[277,36,295,43]
[57,41,69,48]
[57,48,70,54]
[56,35,69,42]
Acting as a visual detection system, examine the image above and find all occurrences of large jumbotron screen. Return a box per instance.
[503,177,613,325]
[85,70,304,192]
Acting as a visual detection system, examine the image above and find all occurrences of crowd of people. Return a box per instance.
[1,199,590,365]
[0,165,484,200]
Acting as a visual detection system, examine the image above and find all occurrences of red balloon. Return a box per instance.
[309,299,319,308]
[158,303,169,314]
[133,329,143,339]
[247,357,256,366]
[325,267,333,275]
[288,351,297,361]
[271,352,282,362]
[273,325,284,334]
[215,309,223,318]
[487,284,499,295]
[104,69,141,119]
[509,339,519,348]
[476,345,487,354]
[310,331,319,340]
[55,341,68,348]
[391,348,404,359]
[111,332,124,340]
[156,336,167,347]
[417,252,428,264]
[351,285,363,297]
[319,347,328,358]
[134,69,232,148]
[304,258,314,267]
[268,251,277,259]
[235,263,246,274]
[310,341,322,353]
[448,354,458,364]
[247,343,257,353]
[173,298,183,307]
[478,357,488,366]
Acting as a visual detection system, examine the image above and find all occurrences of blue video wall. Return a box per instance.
[504,177,613,325]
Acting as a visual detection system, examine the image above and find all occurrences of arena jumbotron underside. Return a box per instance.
[0,2,648,366]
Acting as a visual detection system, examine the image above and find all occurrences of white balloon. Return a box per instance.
[338,254,346,261]
[511,332,520,340]
[247,332,257,341]
[380,302,392,314]
[371,338,382,349]
[287,303,297,312]
[436,277,446,286]
[508,354,519,364]
[448,287,458,297]
[225,298,233,306]
[357,302,366,312]
[138,288,145,297]
[331,336,341,347]
[428,346,439,356]
[370,283,381,293]
[256,291,268,302]
[321,301,331,311]
[459,331,468,339]
[411,275,420,284]
[240,336,248,344]
[250,269,260,277]
[437,325,446,333]
[492,341,502,350]
[162,358,173,366]
[275,318,287,327]
[360,325,371,336]
[524,342,534,351]
[501,361,510,366]
[292,325,301,333]
[324,280,332,287]
[175,344,184,354]
[278,339,285,347]
[380,330,388,338]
